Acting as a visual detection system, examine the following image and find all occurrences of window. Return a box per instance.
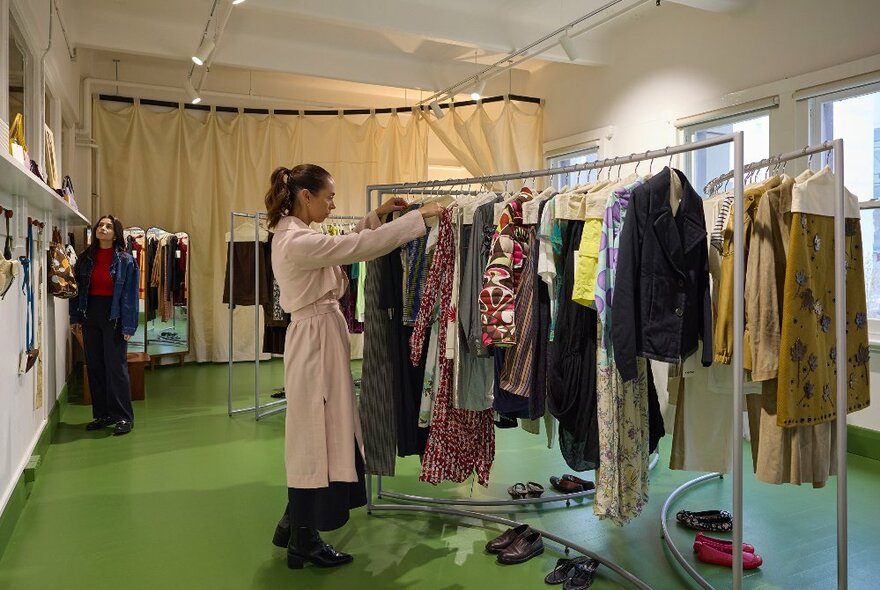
[682,111,771,197]
[811,85,880,322]
[548,147,599,192]
[8,25,26,126]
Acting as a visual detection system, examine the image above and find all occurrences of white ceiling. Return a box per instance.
[65,0,751,97]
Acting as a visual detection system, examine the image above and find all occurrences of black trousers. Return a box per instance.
[83,296,134,423]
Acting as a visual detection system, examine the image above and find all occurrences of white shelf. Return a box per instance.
[0,150,90,226]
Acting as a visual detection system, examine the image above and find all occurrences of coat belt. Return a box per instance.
[290,300,340,321]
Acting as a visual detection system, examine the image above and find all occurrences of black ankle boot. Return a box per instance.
[272,513,290,548]
[287,527,353,569]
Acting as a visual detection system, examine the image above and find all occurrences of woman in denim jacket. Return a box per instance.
[70,215,139,436]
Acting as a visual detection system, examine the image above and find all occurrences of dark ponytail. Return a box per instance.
[265,164,332,229]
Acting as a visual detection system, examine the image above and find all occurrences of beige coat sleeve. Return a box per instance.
[353,210,383,232]
[746,197,781,382]
[286,209,425,270]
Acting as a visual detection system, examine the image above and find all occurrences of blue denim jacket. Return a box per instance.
[69,249,140,336]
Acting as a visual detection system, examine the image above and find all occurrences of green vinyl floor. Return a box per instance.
[1,359,879,590]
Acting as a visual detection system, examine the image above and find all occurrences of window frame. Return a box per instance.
[546,144,600,192]
[808,83,880,340]
[679,108,773,197]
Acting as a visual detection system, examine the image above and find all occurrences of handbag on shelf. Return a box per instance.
[8,113,29,167]
[47,228,78,299]
[56,176,78,210]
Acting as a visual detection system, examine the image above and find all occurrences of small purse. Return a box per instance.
[56,176,78,210]
[8,113,29,167]
[0,211,19,299]
[47,228,78,299]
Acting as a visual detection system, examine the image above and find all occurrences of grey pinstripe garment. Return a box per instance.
[358,258,398,476]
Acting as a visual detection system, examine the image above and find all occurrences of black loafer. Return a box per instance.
[86,417,113,431]
[113,421,133,436]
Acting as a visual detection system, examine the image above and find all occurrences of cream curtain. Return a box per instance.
[425,98,544,180]
[93,101,428,362]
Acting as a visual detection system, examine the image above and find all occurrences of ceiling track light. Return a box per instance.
[559,29,578,61]
[192,37,215,66]
[429,100,445,119]
[232,0,247,4]
[184,77,202,104]
[470,80,486,101]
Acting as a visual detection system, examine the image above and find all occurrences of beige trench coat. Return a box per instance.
[271,209,426,488]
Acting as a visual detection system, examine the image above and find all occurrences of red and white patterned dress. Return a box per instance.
[410,209,495,486]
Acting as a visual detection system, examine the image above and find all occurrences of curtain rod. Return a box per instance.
[97,93,542,115]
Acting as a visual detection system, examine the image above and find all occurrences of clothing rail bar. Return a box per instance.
[704,140,839,192]
[366,133,743,212]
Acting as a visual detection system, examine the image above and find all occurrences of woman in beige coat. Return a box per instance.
[265,164,442,570]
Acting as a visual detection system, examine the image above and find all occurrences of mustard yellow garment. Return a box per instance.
[571,218,602,307]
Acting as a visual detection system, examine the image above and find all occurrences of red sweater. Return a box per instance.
[89,248,115,296]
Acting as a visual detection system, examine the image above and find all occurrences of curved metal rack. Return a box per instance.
[366,454,661,590]
[659,473,724,590]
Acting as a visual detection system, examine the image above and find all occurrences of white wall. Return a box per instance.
[526,0,880,432]
[0,0,80,516]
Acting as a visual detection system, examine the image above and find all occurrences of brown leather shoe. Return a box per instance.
[497,531,544,565]
[485,523,531,554]
[562,474,595,491]
[550,476,583,494]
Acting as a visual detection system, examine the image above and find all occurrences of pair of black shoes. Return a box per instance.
[545,556,600,589]
[273,514,352,569]
[86,417,133,436]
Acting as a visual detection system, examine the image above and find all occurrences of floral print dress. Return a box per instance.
[777,168,870,426]
[593,179,651,525]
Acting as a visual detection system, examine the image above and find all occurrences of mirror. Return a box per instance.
[8,25,25,127]
[124,226,190,363]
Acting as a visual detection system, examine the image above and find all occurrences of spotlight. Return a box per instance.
[430,100,445,119]
[184,77,202,104]
[470,80,486,101]
[232,0,246,4]
[559,30,578,61]
[192,37,215,66]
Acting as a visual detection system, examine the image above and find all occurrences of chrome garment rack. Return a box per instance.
[364,132,746,590]
[227,211,283,420]
[659,139,850,590]
[226,212,369,421]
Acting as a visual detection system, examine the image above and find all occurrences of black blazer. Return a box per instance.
[611,168,713,381]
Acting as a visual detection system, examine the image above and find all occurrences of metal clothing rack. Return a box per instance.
[659,139,851,590]
[227,211,283,420]
[226,212,369,421]
[363,132,746,590]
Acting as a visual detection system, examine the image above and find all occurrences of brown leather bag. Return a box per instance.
[47,228,78,299]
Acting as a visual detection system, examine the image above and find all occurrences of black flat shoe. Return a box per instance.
[86,417,112,431]
[113,421,133,436]
[676,509,733,532]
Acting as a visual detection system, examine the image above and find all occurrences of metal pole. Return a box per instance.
[833,138,848,590]
[367,133,743,196]
[731,130,745,589]
[254,213,261,421]
[227,211,235,416]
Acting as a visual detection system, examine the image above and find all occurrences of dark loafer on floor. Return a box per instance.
[86,417,113,431]
[545,556,592,585]
[550,476,583,494]
[497,531,544,565]
[563,559,600,590]
[486,523,530,554]
[113,421,133,436]
[562,474,595,491]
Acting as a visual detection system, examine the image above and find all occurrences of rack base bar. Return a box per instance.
[256,404,286,421]
[367,503,652,590]
[660,472,725,590]
[377,488,595,507]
